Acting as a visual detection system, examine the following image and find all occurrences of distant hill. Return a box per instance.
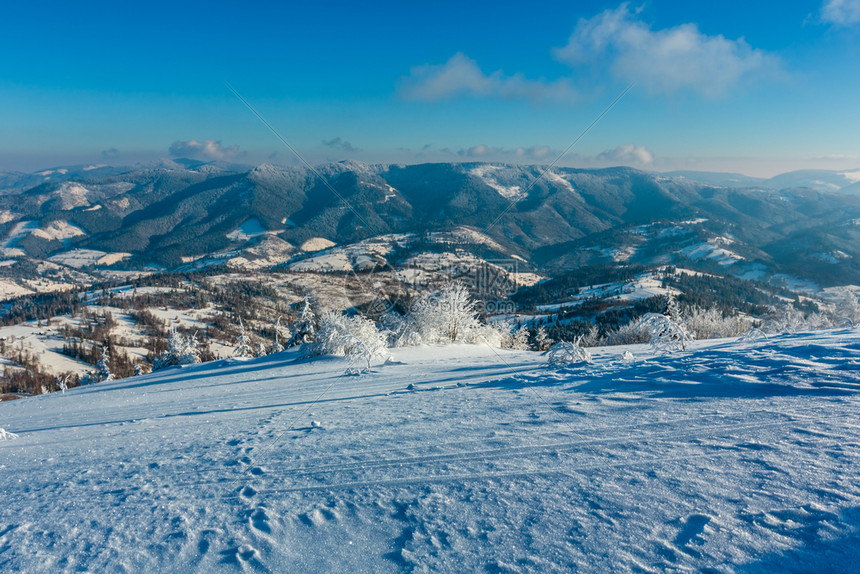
[1,160,859,287]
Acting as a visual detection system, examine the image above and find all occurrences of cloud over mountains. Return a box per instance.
[169,139,242,161]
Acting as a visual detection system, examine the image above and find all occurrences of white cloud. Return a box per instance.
[553,4,780,98]
[168,139,241,160]
[516,145,554,160]
[597,144,654,165]
[459,145,503,157]
[399,53,577,104]
[822,0,860,24]
[453,144,559,161]
[322,137,359,152]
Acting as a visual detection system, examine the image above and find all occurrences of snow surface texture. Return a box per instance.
[1,330,859,572]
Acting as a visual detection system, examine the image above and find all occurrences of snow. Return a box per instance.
[536,273,676,312]
[544,170,574,192]
[30,220,86,242]
[679,239,744,266]
[48,249,131,268]
[0,278,34,299]
[55,182,92,210]
[290,234,410,273]
[428,226,506,252]
[0,331,857,571]
[226,219,283,242]
[0,210,16,225]
[300,237,337,252]
[2,220,39,248]
[469,165,525,200]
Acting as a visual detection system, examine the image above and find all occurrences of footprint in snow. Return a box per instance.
[247,507,272,534]
[674,514,712,548]
[219,544,259,565]
[299,506,340,527]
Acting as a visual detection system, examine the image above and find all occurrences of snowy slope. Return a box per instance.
[1,331,859,572]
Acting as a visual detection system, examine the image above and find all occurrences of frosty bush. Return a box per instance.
[640,313,694,354]
[153,330,201,371]
[605,321,650,346]
[836,293,860,327]
[547,338,592,366]
[762,304,805,334]
[398,283,485,345]
[578,323,601,347]
[684,306,753,340]
[498,324,530,350]
[304,311,388,369]
[534,326,553,351]
[738,328,768,344]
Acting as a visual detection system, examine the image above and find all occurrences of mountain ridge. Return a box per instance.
[1,160,859,288]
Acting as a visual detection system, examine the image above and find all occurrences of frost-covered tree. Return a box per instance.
[836,293,860,327]
[509,325,530,350]
[304,311,388,370]
[547,338,592,366]
[288,299,316,347]
[605,321,650,346]
[534,326,553,351]
[96,346,114,382]
[639,312,694,354]
[378,310,408,347]
[685,306,753,340]
[499,324,530,350]
[234,318,253,358]
[579,323,601,347]
[270,317,285,354]
[153,330,201,371]
[763,304,805,334]
[255,343,268,358]
[663,292,682,322]
[399,283,485,345]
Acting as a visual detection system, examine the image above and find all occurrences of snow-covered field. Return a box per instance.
[1,330,858,572]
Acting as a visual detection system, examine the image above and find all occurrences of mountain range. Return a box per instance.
[1,159,859,290]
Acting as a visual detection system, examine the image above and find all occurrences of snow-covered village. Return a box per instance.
[3,1,860,572]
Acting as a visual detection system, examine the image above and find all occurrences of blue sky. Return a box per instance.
[1,0,858,176]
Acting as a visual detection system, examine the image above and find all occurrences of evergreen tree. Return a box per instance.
[234,318,253,358]
[288,299,316,347]
[271,316,285,354]
[96,346,114,382]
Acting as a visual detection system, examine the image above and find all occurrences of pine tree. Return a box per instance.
[663,292,681,322]
[96,346,114,382]
[234,318,253,358]
[271,316,285,354]
[288,299,316,347]
[153,330,200,371]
